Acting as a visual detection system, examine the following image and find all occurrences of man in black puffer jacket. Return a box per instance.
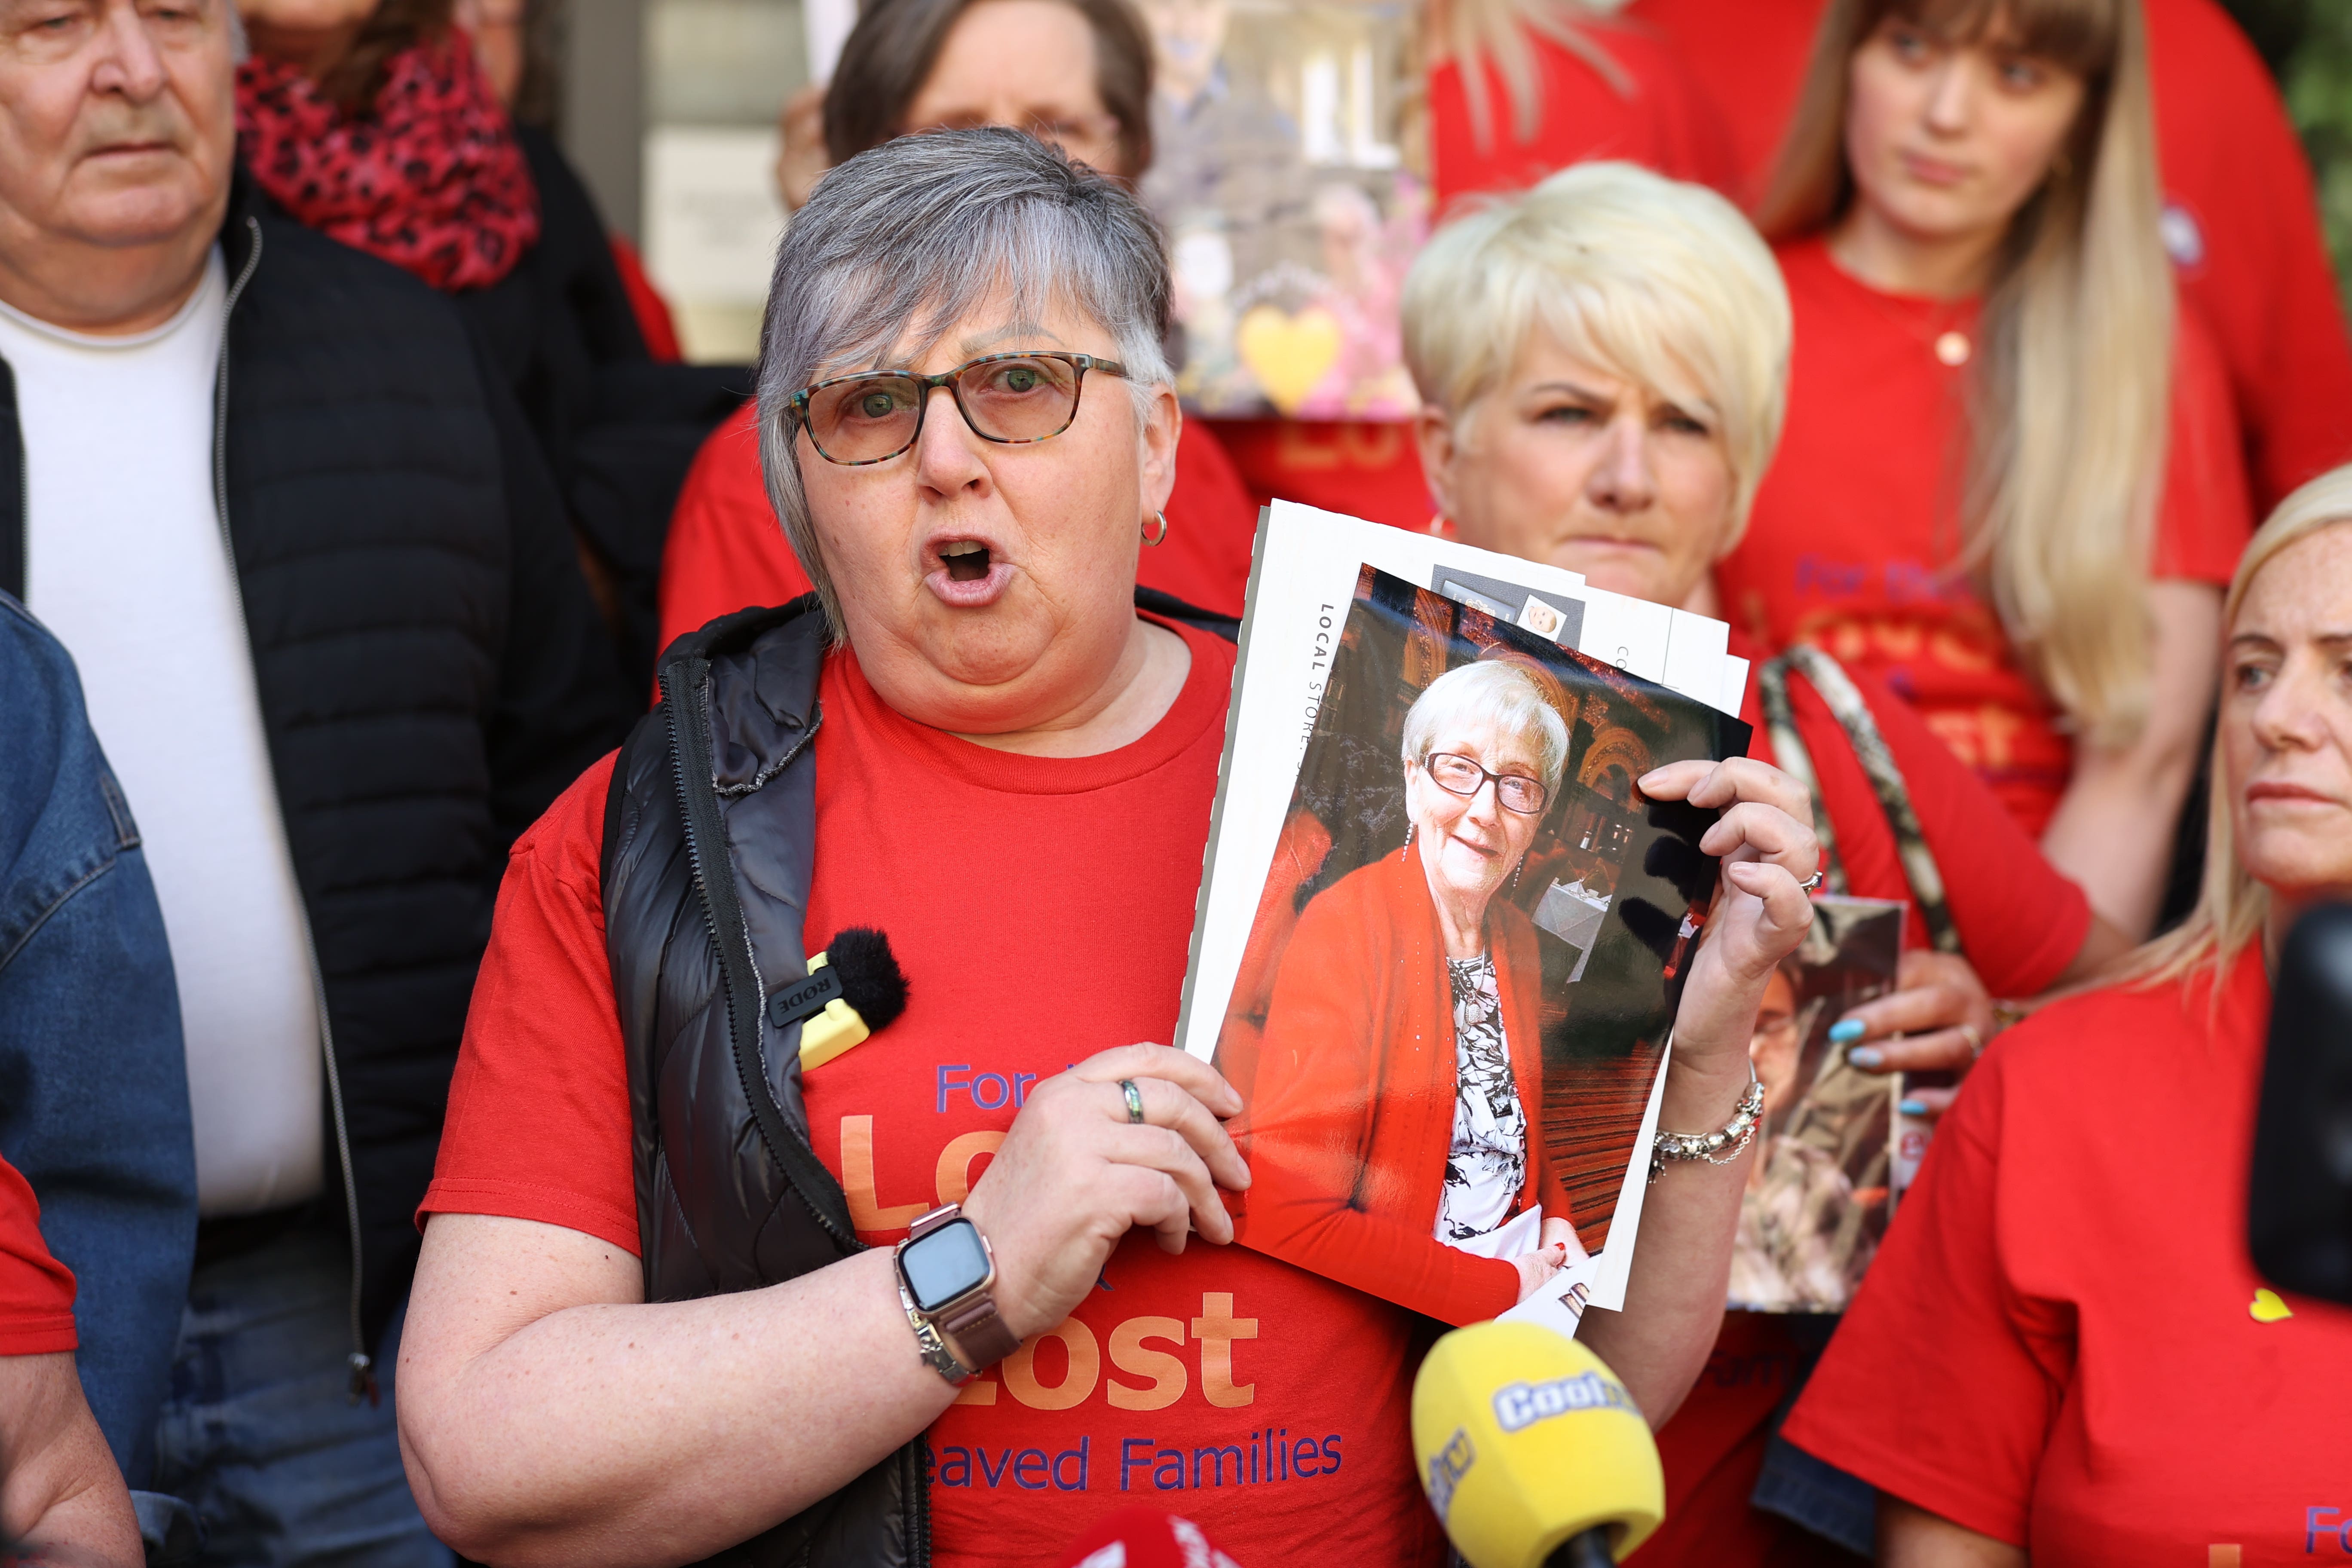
[0,0,629,1558]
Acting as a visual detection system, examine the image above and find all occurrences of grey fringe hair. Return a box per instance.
[757,127,1175,638]
[1400,661,1571,800]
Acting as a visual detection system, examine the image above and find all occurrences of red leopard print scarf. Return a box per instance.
[236,34,541,293]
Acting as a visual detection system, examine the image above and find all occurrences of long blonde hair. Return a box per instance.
[1433,0,1633,153]
[1758,0,2174,748]
[2124,467,2352,989]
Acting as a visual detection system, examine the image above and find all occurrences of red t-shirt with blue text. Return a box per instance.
[421,620,1444,1567]
[1714,237,2252,838]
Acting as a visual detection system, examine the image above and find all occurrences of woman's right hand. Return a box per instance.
[960,1044,1250,1341]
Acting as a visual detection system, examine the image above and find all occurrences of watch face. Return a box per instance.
[903,1218,991,1312]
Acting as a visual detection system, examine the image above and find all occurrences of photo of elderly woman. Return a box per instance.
[1223,564,1747,1326]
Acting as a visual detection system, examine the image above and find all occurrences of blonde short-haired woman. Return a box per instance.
[1714,0,2254,941]
[1785,464,2352,1565]
[1404,157,1792,587]
[1402,158,2128,1563]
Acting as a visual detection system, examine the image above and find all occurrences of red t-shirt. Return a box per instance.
[1636,629,2091,1568]
[1714,237,2252,838]
[1213,21,1735,540]
[606,235,683,364]
[421,621,1444,1568]
[2140,0,2352,508]
[1428,18,1738,213]
[1204,418,1432,535]
[1727,628,2090,984]
[655,405,1265,654]
[1617,0,1820,207]
[1627,0,2352,511]
[1783,946,2352,1561]
[0,1154,77,1357]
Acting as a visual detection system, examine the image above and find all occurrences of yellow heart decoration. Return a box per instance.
[2248,1288,2294,1323]
[1235,303,1343,416]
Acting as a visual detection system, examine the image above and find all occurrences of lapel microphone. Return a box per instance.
[768,926,910,1070]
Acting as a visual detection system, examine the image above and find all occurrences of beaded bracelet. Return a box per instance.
[1648,1064,1765,1184]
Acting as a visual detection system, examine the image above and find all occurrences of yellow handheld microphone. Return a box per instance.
[1411,1320,1664,1568]
[766,927,909,1070]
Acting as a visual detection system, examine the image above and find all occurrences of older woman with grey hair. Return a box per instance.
[392,128,1819,1568]
[1241,659,1596,1326]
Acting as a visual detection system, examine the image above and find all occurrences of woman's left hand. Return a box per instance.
[1636,757,1819,1075]
[1511,1241,1569,1304]
[1832,949,1996,1121]
[1539,1215,1588,1266]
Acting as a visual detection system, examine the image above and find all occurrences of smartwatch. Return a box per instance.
[894,1204,1019,1382]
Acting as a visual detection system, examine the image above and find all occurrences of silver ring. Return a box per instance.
[1959,1023,1985,1058]
[1119,1079,1145,1124]
[1798,869,1825,892]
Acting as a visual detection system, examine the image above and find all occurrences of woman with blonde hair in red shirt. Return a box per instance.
[1397,154,2128,1566]
[1784,462,2352,1563]
[1714,0,2252,940]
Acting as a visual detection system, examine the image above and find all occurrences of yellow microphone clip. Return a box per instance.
[795,953,870,1070]
[767,927,908,1071]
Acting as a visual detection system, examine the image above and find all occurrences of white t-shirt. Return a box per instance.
[14,253,326,1218]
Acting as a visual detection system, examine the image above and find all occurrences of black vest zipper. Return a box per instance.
[208,222,377,1401]
[657,655,859,1246]
[648,622,931,1563]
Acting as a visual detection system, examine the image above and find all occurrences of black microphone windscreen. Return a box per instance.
[824,926,909,1031]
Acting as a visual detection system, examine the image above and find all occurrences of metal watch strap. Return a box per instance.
[897,1274,974,1385]
[939,1295,1020,1369]
[898,1203,1017,1380]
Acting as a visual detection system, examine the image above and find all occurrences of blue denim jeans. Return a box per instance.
[1754,1432,1877,1557]
[1748,1314,1877,1557]
[151,1216,452,1568]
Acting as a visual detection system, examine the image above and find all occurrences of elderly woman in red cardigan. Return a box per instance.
[1239,658,1587,1325]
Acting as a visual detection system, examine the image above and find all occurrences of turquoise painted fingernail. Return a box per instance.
[1847,1046,1883,1069]
[1898,1098,1928,1116]
[1828,1019,1865,1044]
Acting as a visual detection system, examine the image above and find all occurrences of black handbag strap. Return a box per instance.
[1757,645,1959,955]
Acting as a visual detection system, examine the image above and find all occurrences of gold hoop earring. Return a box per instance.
[1142,510,1169,547]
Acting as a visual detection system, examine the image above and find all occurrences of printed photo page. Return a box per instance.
[1730,895,1905,1313]
[1179,509,1753,1334]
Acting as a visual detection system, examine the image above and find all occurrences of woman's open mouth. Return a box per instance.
[940,539,991,582]
[924,537,1014,608]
